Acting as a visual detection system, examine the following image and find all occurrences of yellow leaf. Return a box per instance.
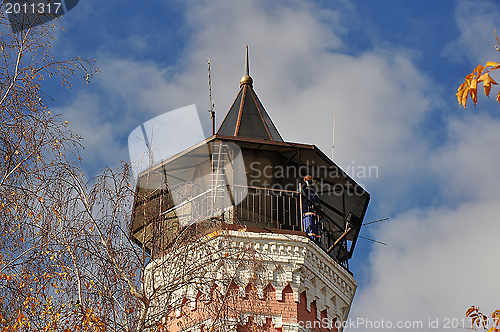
[469,78,478,105]
[478,73,498,97]
[465,73,474,85]
[470,77,477,90]
[457,83,468,107]
[474,64,484,78]
[497,89,500,103]
[486,61,500,67]
[461,87,469,107]
[456,89,463,104]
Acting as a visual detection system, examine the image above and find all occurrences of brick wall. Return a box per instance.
[164,281,338,332]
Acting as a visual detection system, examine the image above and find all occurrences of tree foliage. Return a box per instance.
[0,11,101,332]
[0,12,271,332]
[466,306,500,332]
[457,31,500,108]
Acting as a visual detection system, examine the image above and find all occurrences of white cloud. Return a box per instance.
[430,114,500,202]
[444,0,500,64]
[53,91,128,175]
[349,1,500,330]
[350,113,500,330]
[350,198,500,331]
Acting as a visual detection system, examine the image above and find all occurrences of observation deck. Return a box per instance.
[130,46,369,271]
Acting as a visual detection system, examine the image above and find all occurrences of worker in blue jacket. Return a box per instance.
[301,175,321,244]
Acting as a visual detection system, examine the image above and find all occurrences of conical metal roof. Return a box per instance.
[217,46,283,141]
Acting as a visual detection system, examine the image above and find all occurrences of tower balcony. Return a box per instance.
[130,135,370,271]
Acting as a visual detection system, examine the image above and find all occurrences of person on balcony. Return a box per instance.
[301,175,321,244]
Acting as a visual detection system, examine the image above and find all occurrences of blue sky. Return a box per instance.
[42,0,500,330]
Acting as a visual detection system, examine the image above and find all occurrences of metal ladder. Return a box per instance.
[210,142,228,215]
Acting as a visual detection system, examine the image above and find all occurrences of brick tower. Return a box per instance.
[130,47,370,332]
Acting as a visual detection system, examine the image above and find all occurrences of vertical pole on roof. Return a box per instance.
[332,112,336,160]
[208,59,215,136]
[244,45,250,77]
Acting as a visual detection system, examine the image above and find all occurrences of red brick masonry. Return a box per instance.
[164,281,337,332]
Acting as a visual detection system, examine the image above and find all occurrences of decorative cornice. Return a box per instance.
[145,230,357,331]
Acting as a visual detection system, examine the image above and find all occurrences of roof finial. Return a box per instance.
[244,45,250,76]
[240,45,253,86]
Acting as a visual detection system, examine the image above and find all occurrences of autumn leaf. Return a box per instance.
[478,72,498,97]
[475,64,484,77]
[457,31,500,107]
[470,77,478,105]
[458,64,500,107]
[465,306,475,317]
[457,83,469,107]
[466,306,500,332]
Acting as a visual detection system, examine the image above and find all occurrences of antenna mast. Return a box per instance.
[332,111,336,160]
[208,59,215,135]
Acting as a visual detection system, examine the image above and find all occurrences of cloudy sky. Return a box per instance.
[41,0,500,330]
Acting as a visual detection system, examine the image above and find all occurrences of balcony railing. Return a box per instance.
[144,183,351,267]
